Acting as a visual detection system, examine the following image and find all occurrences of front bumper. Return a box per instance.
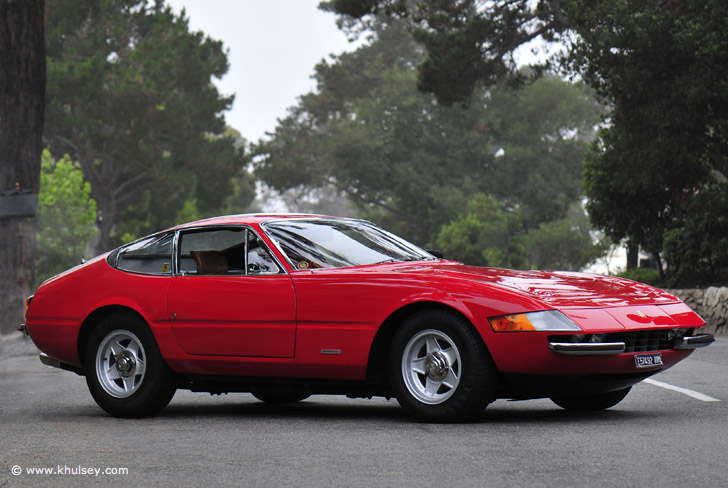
[674,334,715,350]
[549,333,714,356]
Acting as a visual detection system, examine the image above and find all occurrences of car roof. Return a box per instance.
[169,213,346,230]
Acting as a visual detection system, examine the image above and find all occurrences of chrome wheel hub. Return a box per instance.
[115,351,136,377]
[425,351,449,382]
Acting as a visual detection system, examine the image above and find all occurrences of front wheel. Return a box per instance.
[550,387,631,412]
[84,312,176,418]
[389,310,498,422]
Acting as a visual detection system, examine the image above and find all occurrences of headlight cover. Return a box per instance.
[489,310,582,332]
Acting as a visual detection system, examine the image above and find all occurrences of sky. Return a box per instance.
[166,0,360,143]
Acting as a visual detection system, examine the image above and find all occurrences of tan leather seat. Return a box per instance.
[190,250,228,275]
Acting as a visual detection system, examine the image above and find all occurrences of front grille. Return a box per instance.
[605,331,671,353]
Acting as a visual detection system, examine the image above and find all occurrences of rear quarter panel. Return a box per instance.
[26,256,170,367]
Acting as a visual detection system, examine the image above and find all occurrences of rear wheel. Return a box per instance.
[389,310,498,422]
[550,387,631,412]
[84,312,176,418]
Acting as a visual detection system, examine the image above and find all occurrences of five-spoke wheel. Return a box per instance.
[401,329,462,405]
[389,310,498,422]
[85,312,176,418]
[95,330,147,398]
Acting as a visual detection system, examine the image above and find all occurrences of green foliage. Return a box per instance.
[526,203,609,271]
[663,184,728,286]
[436,195,604,271]
[582,123,694,266]
[255,19,601,255]
[44,0,249,252]
[616,267,659,286]
[322,0,569,106]
[174,198,202,227]
[35,150,98,285]
[436,194,526,269]
[325,0,728,283]
[575,1,723,274]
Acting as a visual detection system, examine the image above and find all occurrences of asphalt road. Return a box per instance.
[1,333,727,488]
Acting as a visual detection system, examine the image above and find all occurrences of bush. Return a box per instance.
[35,150,97,286]
[617,267,659,285]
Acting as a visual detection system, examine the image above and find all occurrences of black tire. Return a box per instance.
[251,385,310,404]
[84,312,176,418]
[389,309,498,423]
[550,387,631,412]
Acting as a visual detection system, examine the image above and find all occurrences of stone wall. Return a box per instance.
[665,287,728,336]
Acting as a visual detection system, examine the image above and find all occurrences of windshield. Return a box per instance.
[262,219,435,270]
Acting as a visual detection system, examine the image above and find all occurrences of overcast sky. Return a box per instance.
[165,0,359,143]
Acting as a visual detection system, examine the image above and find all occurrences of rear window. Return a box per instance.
[111,233,174,275]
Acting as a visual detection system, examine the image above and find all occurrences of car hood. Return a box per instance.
[406,262,679,309]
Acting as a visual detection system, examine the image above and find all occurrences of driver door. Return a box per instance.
[167,227,296,358]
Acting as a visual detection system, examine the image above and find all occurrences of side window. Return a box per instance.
[116,234,173,275]
[179,228,245,275]
[247,232,280,275]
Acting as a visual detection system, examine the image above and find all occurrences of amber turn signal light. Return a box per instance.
[489,311,583,332]
[489,314,536,332]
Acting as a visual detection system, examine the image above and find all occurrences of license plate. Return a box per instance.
[634,353,663,368]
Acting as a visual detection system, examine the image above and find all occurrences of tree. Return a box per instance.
[322,0,570,106]
[255,21,490,242]
[525,202,608,271]
[436,195,604,270]
[255,18,601,249]
[436,194,526,268]
[44,0,245,253]
[326,1,728,280]
[663,183,728,285]
[35,151,98,287]
[0,0,45,334]
[574,0,728,276]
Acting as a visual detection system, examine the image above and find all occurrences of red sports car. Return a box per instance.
[23,214,714,421]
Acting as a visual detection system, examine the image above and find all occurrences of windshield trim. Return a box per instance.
[260,217,435,271]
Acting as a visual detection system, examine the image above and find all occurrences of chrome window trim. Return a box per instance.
[244,228,249,274]
[260,217,434,272]
[172,224,288,277]
[113,232,175,277]
[172,230,180,276]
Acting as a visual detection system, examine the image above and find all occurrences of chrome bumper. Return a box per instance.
[674,334,715,350]
[39,353,85,375]
[549,342,626,356]
[550,333,715,356]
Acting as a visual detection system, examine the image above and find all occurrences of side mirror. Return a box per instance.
[426,249,444,259]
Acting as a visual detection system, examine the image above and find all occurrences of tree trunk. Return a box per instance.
[0,0,46,334]
[653,251,665,280]
[626,242,639,270]
[95,192,117,255]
